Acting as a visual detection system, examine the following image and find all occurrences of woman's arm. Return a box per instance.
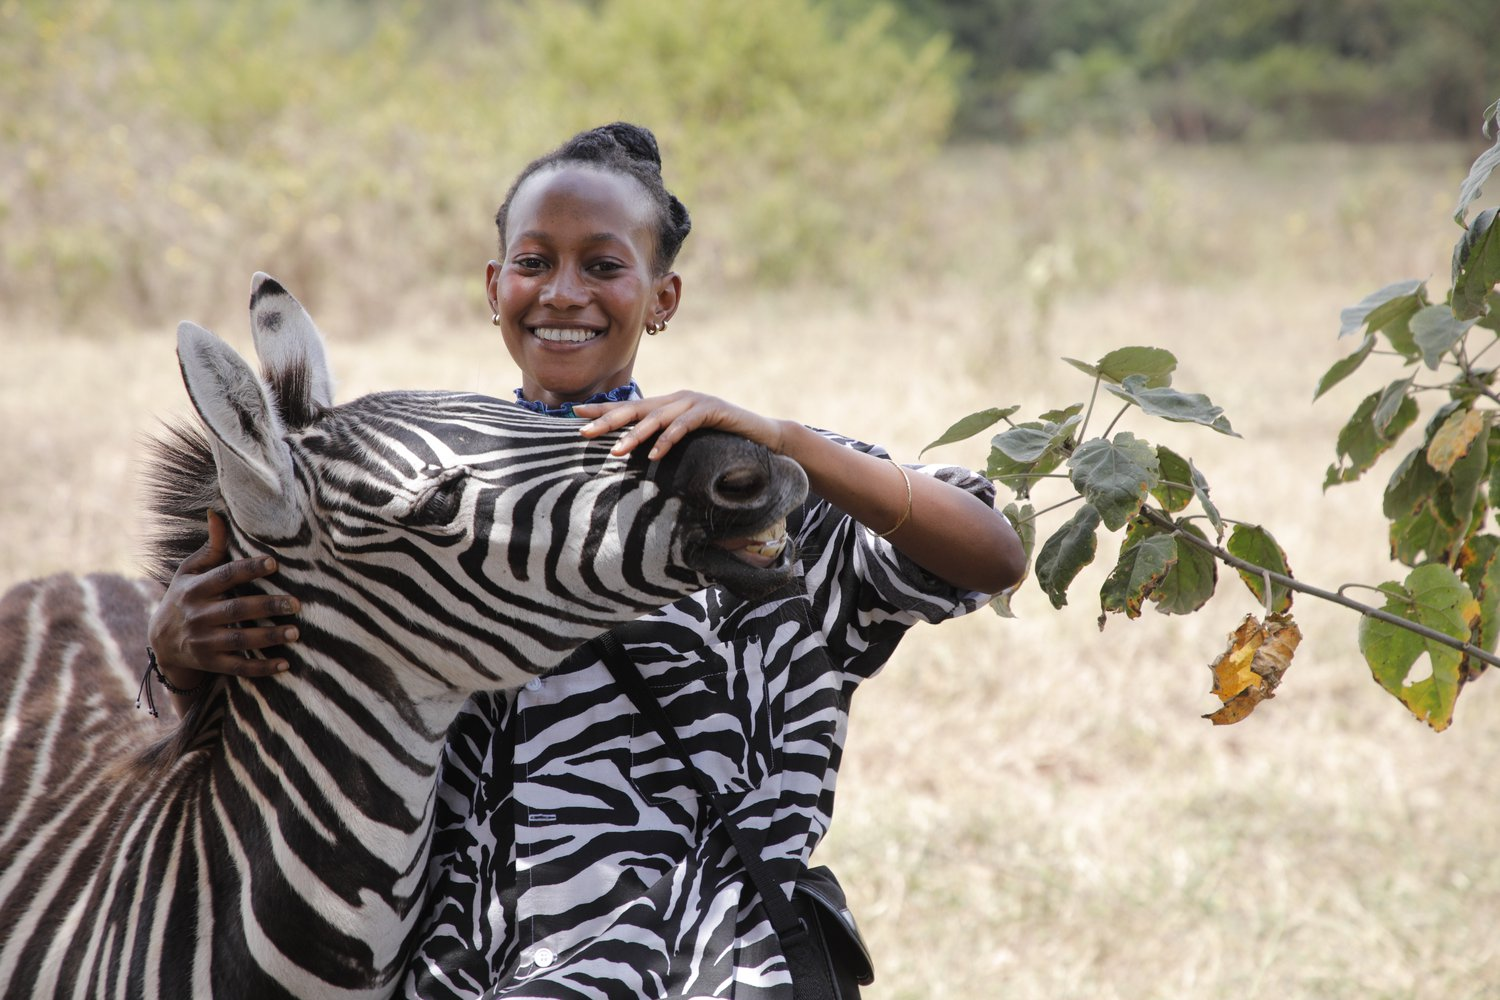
[573,393,1025,595]
[147,511,299,717]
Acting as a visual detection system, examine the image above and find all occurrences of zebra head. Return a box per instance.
[154,273,808,697]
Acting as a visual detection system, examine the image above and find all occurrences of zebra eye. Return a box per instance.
[400,467,468,526]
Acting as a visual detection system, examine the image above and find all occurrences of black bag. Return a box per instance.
[794,866,875,995]
[593,634,875,999]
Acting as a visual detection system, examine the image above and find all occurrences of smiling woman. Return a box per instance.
[490,166,680,407]
[141,121,1023,1000]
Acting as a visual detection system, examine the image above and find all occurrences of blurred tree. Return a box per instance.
[880,0,1497,139]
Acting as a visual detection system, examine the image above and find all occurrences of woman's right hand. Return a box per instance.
[147,511,300,704]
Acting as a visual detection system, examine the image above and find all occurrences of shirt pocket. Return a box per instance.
[627,638,778,807]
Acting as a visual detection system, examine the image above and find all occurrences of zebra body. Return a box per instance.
[0,275,805,999]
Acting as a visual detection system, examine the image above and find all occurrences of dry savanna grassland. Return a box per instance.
[4,140,1498,999]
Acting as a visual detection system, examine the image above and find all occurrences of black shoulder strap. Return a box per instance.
[590,632,837,1000]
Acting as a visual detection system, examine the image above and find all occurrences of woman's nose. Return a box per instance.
[541,267,587,308]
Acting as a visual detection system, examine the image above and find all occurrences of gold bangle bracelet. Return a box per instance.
[876,462,913,538]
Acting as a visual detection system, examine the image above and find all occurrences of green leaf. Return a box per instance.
[1037,402,1085,425]
[1067,432,1161,531]
[1324,388,1419,488]
[987,414,1080,499]
[1411,304,1478,370]
[1478,292,1500,332]
[1372,375,1415,435]
[1358,563,1480,731]
[1034,503,1101,610]
[1452,208,1500,322]
[921,406,1019,457]
[1104,375,1239,437]
[1152,522,1218,615]
[1460,534,1500,660]
[990,501,1036,619]
[1389,506,1462,568]
[1488,428,1500,509]
[1383,405,1489,566]
[1151,445,1193,513]
[1226,524,1293,614]
[1313,333,1376,400]
[1454,101,1500,227]
[991,416,1079,464]
[1190,459,1224,540]
[1383,446,1443,520]
[1064,346,1177,388]
[1338,279,1426,337]
[1100,526,1177,620]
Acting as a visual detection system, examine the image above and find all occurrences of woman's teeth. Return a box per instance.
[533,327,601,343]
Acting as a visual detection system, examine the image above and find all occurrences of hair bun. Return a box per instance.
[595,122,661,171]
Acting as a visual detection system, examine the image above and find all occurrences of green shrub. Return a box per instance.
[0,0,959,329]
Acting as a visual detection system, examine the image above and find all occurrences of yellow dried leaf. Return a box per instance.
[1204,613,1302,725]
[1426,408,1486,474]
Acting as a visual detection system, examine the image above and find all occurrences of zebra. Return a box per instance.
[0,273,807,1000]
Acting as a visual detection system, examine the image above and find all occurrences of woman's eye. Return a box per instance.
[513,256,547,271]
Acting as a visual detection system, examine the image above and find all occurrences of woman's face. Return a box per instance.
[488,165,680,406]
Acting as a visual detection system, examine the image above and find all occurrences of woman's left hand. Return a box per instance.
[574,391,786,460]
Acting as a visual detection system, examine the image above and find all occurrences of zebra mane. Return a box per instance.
[140,419,221,588]
[131,420,235,774]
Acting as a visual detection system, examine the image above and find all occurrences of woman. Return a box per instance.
[148,123,1024,998]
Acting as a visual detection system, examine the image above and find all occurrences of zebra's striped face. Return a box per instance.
[220,390,806,693]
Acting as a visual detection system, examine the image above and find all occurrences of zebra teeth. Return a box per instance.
[720,518,790,565]
[532,327,602,344]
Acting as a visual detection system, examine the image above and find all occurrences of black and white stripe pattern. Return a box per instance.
[0,275,805,1000]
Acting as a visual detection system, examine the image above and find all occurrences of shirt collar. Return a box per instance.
[513,381,642,418]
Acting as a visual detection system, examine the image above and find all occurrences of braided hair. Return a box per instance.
[494,122,692,275]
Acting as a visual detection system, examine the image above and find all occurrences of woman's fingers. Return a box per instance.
[192,621,299,663]
[192,593,300,629]
[577,393,733,459]
[184,554,279,601]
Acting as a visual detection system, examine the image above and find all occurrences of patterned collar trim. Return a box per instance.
[513,381,642,418]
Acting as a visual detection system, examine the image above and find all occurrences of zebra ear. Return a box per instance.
[176,320,302,541]
[248,271,335,428]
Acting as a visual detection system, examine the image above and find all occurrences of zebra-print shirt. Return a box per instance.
[401,433,994,999]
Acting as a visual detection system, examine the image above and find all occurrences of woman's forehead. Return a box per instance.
[508,165,654,240]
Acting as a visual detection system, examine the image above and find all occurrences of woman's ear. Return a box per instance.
[653,271,682,326]
[485,260,502,315]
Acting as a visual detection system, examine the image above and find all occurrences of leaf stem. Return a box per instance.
[1078,375,1102,442]
[1139,508,1500,670]
[1024,493,1085,522]
[1101,401,1132,440]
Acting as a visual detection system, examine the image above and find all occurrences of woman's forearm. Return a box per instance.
[775,421,1025,594]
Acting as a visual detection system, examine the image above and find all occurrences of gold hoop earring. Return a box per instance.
[492,313,501,326]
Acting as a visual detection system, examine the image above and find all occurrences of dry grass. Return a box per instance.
[5,141,1499,999]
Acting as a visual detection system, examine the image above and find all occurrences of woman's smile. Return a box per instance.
[531,326,605,344]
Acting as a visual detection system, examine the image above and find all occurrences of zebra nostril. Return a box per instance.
[713,465,768,506]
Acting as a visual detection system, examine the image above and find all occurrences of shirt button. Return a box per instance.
[525,677,543,692]
[533,947,556,968]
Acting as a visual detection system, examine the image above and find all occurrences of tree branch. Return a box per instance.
[1139,507,1500,670]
